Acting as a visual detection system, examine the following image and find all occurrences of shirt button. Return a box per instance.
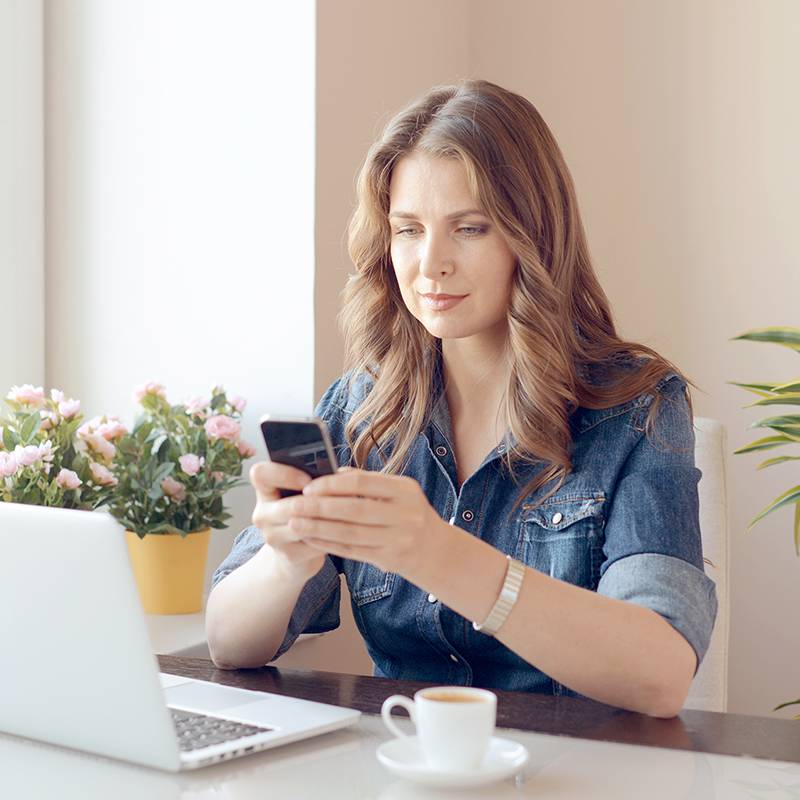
[435,445,447,457]
[427,593,437,603]
[552,512,563,524]
[497,442,506,453]
[449,655,458,663]
[462,510,474,522]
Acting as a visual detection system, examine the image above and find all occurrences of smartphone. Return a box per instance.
[259,415,338,496]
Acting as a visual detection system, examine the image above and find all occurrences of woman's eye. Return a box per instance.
[458,225,486,236]
[395,227,419,237]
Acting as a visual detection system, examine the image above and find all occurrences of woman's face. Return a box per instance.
[388,153,517,351]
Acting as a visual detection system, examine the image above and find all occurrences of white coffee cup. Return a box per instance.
[381,686,497,771]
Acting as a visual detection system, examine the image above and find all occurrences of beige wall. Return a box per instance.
[314,1,800,716]
[314,0,470,397]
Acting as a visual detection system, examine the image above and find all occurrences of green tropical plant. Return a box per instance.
[731,326,800,552]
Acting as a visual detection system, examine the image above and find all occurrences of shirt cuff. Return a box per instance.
[597,553,718,666]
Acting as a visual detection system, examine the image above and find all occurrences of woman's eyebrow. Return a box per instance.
[387,209,486,220]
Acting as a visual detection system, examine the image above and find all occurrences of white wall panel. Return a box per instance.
[44,0,316,585]
[0,0,44,388]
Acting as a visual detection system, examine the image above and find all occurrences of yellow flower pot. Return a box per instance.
[125,528,211,615]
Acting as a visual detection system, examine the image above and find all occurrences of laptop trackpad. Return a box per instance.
[164,680,266,712]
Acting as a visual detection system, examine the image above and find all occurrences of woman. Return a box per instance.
[206,80,717,718]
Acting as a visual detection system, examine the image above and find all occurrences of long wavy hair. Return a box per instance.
[339,80,688,496]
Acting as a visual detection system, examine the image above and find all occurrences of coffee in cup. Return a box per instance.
[381,686,497,771]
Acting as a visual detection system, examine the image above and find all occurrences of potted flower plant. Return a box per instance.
[0,384,122,510]
[109,382,257,614]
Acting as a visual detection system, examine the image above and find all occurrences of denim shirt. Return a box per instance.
[213,372,717,696]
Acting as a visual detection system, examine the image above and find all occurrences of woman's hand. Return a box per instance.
[249,460,329,582]
[286,468,452,582]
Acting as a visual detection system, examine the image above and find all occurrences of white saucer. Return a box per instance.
[376,735,529,788]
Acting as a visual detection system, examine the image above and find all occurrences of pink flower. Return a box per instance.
[14,444,41,468]
[237,440,257,458]
[229,395,247,413]
[204,414,241,442]
[96,418,127,441]
[78,416,126,441]
[38,440,54,463]
[56,468,82,489]
[77,417,100,437]
[161,476,186,502]
[89,461,118,486]
[132,381,166,403]
[179,454,205,476]
[58,398,82,419]
[8,384,45,406]
[39,410,59,430]
[184,396,209,415]
[0,452,18,477]
[77,432,116,462]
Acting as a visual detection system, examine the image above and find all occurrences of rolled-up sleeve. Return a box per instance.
[593,379,718,665]
[598,553,718,664]
[211,526,342,659]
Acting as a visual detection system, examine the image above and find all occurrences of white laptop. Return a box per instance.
[0,502,360,772]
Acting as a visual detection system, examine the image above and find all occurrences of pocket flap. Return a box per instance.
[521,493,605,531]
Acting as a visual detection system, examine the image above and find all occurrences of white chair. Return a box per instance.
[683,417,730,712]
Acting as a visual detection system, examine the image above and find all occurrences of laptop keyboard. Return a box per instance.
[170,708,274,752]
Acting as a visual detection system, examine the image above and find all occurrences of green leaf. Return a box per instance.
[734,435,797,455]
[768,426,800,443]
[19,412,42,444]
[140,393,162,412]
[746,393,800,408]
[2,426,18,450]
[756,455,800,470]
[733,327,800,351]
[152,461,175,482]
[746,486,800,536]
[749,417,800,441]
[750,414,800,427]
[796,504,800,556]
[774,698,800,711]
[210,393,226,411]
[728,381,780,396]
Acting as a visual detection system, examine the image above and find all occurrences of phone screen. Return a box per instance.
[260,417,337,492]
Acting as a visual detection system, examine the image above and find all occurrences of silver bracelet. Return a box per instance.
[472,555,525,636]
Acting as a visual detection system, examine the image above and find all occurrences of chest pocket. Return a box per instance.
[345,562,395,606]
[518,493,605,590]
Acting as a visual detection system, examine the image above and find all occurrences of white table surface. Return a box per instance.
[2,710,798,800]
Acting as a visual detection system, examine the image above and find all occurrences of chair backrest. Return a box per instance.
[683,417,730,712]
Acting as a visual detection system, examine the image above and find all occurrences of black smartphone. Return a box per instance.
[259,415,338,496]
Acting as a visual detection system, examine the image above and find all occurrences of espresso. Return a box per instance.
[423,690,483,703]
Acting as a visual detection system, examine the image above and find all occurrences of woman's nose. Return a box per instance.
[419,232,454,278]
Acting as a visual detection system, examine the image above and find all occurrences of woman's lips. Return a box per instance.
[421,293,467,311]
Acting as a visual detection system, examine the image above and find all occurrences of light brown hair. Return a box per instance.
[340,80,687,494]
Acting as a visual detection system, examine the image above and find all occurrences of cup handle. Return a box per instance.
[381,694,416,740]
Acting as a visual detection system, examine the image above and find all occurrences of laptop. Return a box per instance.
[0,502,360,772]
